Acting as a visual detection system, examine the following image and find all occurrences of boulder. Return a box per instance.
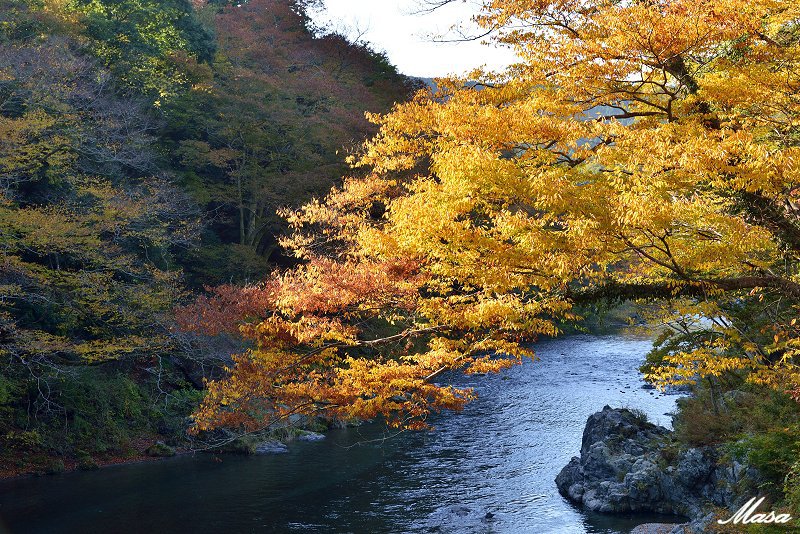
[296,431,326,442]
[556,406,758,520]
[254,440,288,454]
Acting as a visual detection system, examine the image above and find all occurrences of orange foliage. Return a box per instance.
[179,255,501,432]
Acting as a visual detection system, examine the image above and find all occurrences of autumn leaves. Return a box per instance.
[188,0,800,433]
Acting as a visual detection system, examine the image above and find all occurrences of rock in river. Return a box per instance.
[555,406,760,519]
[254,441,289,454]
[296,431,326,442]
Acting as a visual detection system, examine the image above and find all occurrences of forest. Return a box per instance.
[0,0,416,473]
[2,0,800,530]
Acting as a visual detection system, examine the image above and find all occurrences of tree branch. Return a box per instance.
[567,275,800,304]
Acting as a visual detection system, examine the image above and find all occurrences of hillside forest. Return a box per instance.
[0,0,416,473]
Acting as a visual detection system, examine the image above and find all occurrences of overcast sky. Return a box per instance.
[309,1,517,78]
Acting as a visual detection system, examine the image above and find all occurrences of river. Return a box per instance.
[0,335,685,533]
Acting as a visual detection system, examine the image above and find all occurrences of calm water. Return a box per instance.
[0,335,685,534]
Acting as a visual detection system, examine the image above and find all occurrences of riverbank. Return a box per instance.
[0,335,682,533]
[0,437,189,481]
[0,424,336,483]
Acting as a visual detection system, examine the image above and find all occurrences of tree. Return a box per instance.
[37,0,216,102]
[165,0,418,284]
[182,0,800,433]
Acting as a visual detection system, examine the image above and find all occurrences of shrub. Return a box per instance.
[44,459,66,475]
[729,427,800,498]
[785,461,800,515]
[57,371,148,454]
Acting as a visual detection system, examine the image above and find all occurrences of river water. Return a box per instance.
[0,335,685,534]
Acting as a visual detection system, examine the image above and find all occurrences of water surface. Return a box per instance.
[0,335,684,533]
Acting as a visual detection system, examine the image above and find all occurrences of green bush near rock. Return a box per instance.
[76,452,99,471]
[145,442,177,457]
[302,418,332,434]
[1,367,202,471]
[671,381,800,517]
[44,459,66,475]
[729,427,800,498]
[211,435,260,455]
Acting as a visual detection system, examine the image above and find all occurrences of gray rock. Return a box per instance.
[254,440,288,454]
[630,523,677,533]
[556,406,760,521]
[296,431,326,442]
[684,513,715,533]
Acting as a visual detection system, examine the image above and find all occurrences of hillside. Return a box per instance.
[0,0,416,475]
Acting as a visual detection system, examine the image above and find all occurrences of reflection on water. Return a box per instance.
[0,335,685,534]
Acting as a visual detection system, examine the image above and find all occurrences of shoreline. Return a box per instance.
[0,429,327,481]
[0,447,192,482]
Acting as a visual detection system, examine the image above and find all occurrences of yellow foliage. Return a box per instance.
[190,0,800,433]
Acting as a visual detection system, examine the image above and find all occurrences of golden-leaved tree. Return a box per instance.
[180,0,800,433]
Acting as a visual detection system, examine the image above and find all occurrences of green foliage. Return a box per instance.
[44,458,66,474]
[673,393,736,446]
[0,30,198,366]
[0,374,14,406]
[3,429,44,451]
[786,461,800,513]
[58,372,147,453]
[145,441,176,457]
[38,0,216,101]
[626,407,649,425]
[672,382,800,506]
[641,293,795,384]
[674,384,800,445]
[182,243,271,286]
[161,0,415,284]
[151,387,205,440]
[0,0,46,42]
[212,434,258,455]
[0,4,205,466]
[76,450,99,470]
[730,426,800,498]
[0,363,205,465]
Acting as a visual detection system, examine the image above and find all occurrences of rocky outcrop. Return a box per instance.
[556,406,759,520]
[630,514,716,534]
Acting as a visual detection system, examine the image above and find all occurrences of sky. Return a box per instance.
[308,1,517,78]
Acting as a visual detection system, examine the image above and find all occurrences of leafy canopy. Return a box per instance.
[0,1,203,458]
[25,0,215,101]
[182,0,800,432]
